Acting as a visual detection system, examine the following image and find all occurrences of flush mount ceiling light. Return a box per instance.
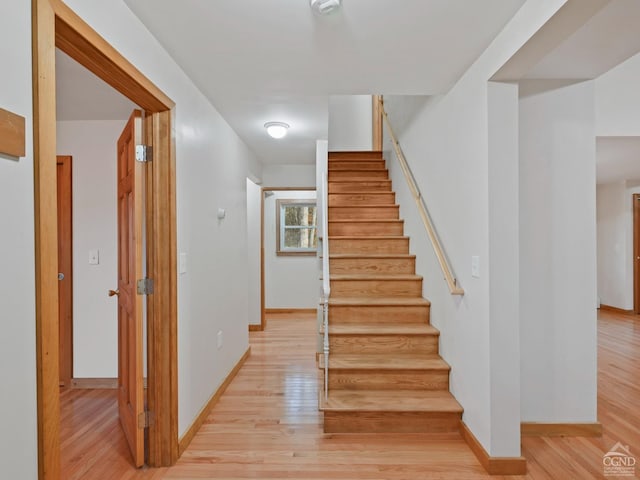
[264,122,290,139]
[310,0,342,16]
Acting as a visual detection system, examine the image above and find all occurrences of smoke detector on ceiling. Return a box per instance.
[310,0,342,16]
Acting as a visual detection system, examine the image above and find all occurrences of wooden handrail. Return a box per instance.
[379,99,464,296]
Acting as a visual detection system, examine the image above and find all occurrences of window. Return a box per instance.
[276,199,317,256]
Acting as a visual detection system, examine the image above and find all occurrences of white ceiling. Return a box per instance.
[122,0,526,164]
[524,0,640,80]
[56,49,138,122]
[55,0,640,183]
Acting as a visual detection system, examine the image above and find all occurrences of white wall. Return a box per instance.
[246,178,262,325]
[487,81,521,454]
[262,164,315,188]
[596,52,640,136]
[264,190,318,309]
[57,119,126,378]
[328,95,372,151]
[0,1,38,477]
[63,0,263,437]
[597,181,640,310]
[519,81,598,423]
[383,0,573,457]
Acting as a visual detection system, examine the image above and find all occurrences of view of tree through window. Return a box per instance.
[277,200,317,255]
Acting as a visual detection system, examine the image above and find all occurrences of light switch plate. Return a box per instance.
[179,252,188,274]
[89,249,100,265]
[217,330,223,350]
[471,256,480,278]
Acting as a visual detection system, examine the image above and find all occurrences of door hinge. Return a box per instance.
[135,145,153,162]
[138,410,155,429]
[137,278,154,295]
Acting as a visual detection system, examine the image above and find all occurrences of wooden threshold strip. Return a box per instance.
[460,421,527,475]
[178,347,251,456]
[71,378,117,389]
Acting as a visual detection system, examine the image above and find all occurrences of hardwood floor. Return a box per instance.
[59,388,165,480]
[61,310,639,479]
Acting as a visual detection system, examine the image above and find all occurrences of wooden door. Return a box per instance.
[57,155,73,388]
[116,110,145,467]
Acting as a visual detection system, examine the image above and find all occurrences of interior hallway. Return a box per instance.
[61,311,639,479]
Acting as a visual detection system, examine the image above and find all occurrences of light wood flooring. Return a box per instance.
[61,310,639,479]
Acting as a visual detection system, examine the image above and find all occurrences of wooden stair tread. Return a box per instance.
[329,204,396,207]
[325,323,439,335]
[319,353,449,370]
[329,166,387,170]
[329,179,391,182]
[331,274,422,281]
[328,189,393,195]
[319,390,463,413]
[329,235,407,240]
[328,297,431,306]
[328,219,402,223]
[329,253,415,258]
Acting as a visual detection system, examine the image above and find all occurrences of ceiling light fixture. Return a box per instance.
[264,122,290,139]
[310,0,342,16]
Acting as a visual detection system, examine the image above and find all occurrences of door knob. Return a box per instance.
[108,289,120,297]
[58,273,64,281]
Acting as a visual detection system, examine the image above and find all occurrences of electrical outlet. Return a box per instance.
[217,330,223,350]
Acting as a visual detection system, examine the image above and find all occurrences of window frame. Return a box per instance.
[276,199,318,256]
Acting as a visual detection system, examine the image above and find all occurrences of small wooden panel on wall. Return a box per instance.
[0,107,26,158]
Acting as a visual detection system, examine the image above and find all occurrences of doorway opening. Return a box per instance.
[33,1,177,478]
[258,187,317,331]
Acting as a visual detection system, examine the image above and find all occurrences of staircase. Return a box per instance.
[319,151,463,433]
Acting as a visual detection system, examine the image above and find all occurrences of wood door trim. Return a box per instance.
[259,187,317,331]
[634,194,640,314]
[372,95,382,151]
[56,155,73,388]
[33,0,178,477]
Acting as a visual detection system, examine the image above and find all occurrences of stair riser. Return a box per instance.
[329,152,383,161]
[328,222,403,236]
[328,170,388,180]
[323,411,461,434]
[329,182,392,193]
[330,257,415,274]
[329,161,386,170]
[328,193,396,206]
[330,238,409,254]
[329,335,438,354]
[329,206,399,220]
[329,305,430,324]
[330,279,423,298]
[327,369,450,391]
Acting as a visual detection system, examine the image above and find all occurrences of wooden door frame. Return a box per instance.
[259,187,316,330]
[634,194,640,314]
[372,95,383,151]
[56,155,73,388]
[33,1,178,478]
